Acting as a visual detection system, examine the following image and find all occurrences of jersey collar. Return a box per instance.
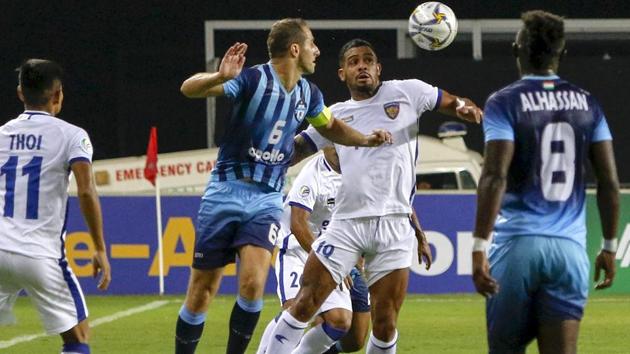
[521,74,560,80]
[22,110,52,117]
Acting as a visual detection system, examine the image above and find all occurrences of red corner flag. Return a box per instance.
[144,127,158,186]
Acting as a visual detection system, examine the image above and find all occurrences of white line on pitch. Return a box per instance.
[406,297,630,303]
[0,300,171,350]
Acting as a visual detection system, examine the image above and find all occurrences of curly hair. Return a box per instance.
[521,10,565,70]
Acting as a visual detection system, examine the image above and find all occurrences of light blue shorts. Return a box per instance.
[486,235,589,352]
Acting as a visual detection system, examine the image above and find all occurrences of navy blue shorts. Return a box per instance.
[192,180,283,269]
[349,268,370,313]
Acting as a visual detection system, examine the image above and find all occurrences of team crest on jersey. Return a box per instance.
[80,137,93,154]
[299,185,311,197]
[383,102,400,119]
[294,99,307,122]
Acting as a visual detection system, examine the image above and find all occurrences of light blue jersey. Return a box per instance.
[483,75,612,248]
[210,63,326,192]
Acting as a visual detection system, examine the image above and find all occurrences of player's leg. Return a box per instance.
[365,268,408,354]
[0,290,19,325]
[60,320,90,353]
[337,267,371,353]
[267,220,362,354]
[535,237,589,354]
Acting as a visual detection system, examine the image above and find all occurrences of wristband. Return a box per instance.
[472,237,489,252]
[603,238,618,253]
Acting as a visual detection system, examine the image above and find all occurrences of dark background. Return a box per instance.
[1,1,628,181]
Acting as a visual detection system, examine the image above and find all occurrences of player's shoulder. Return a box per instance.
[485,80,527,104]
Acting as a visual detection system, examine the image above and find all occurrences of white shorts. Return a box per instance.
[0,290,19,325]
[312,214,414,286]
[0,249,88,334]
[275,236,352,314]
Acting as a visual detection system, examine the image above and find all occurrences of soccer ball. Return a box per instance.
[408,2,458,51]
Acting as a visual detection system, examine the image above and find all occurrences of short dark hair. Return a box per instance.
[520,10,565,70]
[266,18,308,58]
[17,59,63,106]
[338,39,377,66]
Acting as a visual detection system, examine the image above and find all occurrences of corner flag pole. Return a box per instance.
[144,127,164,295]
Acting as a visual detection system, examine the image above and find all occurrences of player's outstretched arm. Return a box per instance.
[438,90,483,124]
[180,42,248,98]
[472,140,513,298]
[410,210,432,270]
[590,140,620,290]
[314,116,391,147]
[72,161,111,291]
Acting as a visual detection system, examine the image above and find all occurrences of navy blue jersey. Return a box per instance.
[483,75,612,247]
[210,63,326,191]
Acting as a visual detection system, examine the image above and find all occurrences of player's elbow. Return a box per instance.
[478,172,507,193]
[180,83,198,98]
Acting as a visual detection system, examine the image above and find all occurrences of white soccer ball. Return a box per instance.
[408,2,458,51]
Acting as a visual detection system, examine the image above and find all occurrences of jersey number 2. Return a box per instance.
[540,122,575,202]
[0,156,43,219]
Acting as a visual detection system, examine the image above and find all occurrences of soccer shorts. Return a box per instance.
[486,236,589,352]
[0,249,88,334]
[275,235,352,314]
[193,179,283,269]
[311,214,414,287]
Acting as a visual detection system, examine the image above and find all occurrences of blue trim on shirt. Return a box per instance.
[521,74,560,80]
[433,89,443,111]
[288,201,313,213]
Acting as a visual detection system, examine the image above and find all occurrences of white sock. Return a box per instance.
[292,323,347,353]
[266,310,309,354]
[256,316,278,354]
[366,330,398,354]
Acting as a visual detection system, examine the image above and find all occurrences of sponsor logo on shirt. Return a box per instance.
[383,102,400,119]
[340,116,354,123]
[248,147,285,164]
[326,198,335,206]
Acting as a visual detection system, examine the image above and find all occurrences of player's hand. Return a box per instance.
[594,250,616,290]
[218,42,248,81]
[472,251,498,298]
[92,250,111,291]
[455,98,483,124]
[364,129,392,147]
[416,228,432,270]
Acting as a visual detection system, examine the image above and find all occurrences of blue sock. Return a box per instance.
[61,343,90,354]
[226,295,263,354]
[175,305,207,354]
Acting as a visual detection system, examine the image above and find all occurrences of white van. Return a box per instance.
[73,122,481,195]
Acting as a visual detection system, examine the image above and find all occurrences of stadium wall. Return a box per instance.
[66,194,630,295]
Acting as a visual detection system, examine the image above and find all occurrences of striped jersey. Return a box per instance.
[483,75,613,248]
[0,111,93,259]
[210,62,326,191]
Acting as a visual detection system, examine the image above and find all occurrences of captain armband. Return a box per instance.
[306,106,332,128]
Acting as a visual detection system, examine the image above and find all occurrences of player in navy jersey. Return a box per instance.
[472,11,620,354]
[0,59,110,354]
[175,18,391,354]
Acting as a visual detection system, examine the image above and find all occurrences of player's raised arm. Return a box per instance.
[180,42,248,98]
[438,90,483,124]
[71,161,111,291]
[308,108,391,147]
[590,140,620,290]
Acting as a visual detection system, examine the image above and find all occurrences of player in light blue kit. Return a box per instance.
[472,11,620,354]
[175,18,391,354]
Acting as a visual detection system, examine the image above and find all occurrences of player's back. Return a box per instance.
[484,76,612,247]
[0,111,91,259]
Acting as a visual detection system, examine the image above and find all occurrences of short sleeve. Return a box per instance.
[592,116,613,142]
[286,163,320,213]
[305,82,325,119]
[223,74,245,99]
[301,125,333,151]
[400,79,440,114]
[68,129,93,165]
[482,93,514,142]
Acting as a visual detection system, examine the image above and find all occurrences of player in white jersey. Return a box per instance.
[267,39,482,354]
[256,147,371,354]
[0,59,110,354]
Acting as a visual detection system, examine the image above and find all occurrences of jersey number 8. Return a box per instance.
[540,122,575,202]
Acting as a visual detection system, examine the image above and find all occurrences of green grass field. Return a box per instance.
[1,293,629,353]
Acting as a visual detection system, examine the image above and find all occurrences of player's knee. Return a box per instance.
[323,310,352,332]
[371,318,397,341]
[238,276,265,299]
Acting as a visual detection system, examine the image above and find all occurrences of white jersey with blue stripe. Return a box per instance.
[209,62,325,192]
[0,111,93,259]
[483,75,613,248]
[277,153,341,247]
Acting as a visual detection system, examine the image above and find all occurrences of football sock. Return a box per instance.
[265,310,309,354]
[255,313,280,354]
[322,341,344,353]
[175,305,206,354]
[366,330,398,354]
[61,343,90,354]
[293,322,347,353]
[226,295,263,354]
